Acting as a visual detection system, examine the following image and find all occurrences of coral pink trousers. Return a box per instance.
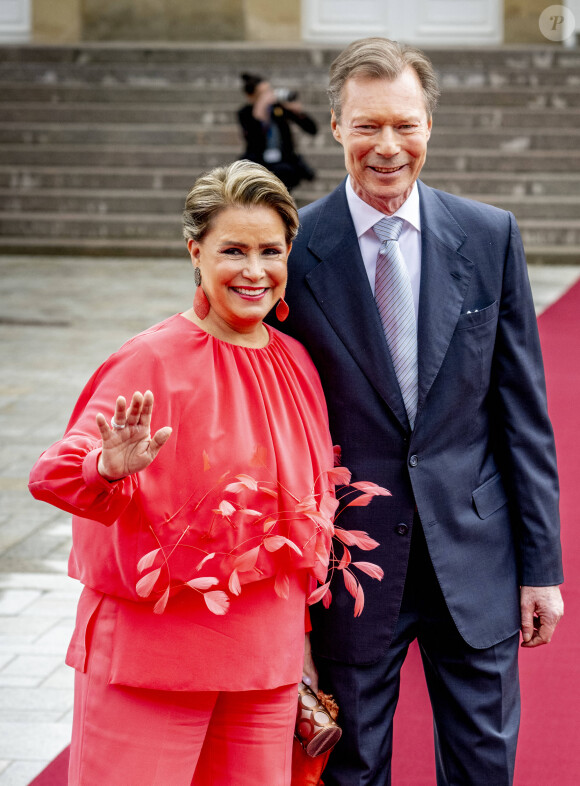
[68,599,297,785]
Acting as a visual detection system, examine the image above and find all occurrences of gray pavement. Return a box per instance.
[1,255,579,785]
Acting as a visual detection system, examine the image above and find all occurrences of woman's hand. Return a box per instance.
[303,633,319,694]
[95,390,172,481]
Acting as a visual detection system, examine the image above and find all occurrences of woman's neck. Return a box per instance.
[181,308,270,348]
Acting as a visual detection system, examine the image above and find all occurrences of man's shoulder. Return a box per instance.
[298,181,347,222]
[420,182,511,227]
[294,181,349,251]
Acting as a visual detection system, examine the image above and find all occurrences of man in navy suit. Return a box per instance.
[269,38,564,785]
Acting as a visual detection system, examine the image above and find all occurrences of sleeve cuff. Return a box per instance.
[82,448,125,491]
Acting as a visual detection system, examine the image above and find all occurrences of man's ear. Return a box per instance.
[426,116,432,141]
[331,110,342,145]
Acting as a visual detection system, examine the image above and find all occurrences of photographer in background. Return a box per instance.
[237,72,317,191]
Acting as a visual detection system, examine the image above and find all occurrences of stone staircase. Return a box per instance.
[0,43,579,261]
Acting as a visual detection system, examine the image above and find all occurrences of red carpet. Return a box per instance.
[29,280,580,786]
[28,747,69,786]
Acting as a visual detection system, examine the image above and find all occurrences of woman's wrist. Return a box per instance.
[97,453,127,483]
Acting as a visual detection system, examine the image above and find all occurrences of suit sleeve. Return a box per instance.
[491,212,563,586]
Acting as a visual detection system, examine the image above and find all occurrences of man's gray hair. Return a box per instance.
[328,37,440,122]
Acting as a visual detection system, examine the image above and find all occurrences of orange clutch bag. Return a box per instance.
[294,681,342,757]
[291,681,341,786]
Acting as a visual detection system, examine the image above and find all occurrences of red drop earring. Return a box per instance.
[193,267,210,320]
[276,294,290,322]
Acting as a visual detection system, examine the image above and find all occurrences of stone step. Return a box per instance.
[3,167,580,197]
[0,234,577,266]
[519,222,580,249]
[2,189,579,221]
[3,212,580,246]
[520,247,580,265]
[2,59,580,90]
[0,239,576,267]
[421,151,580,174]
[412,172,580,198]
[0,46,578,78]
[1,82,580,109]
[0,63,322,89]
[0,211,181,239]
[1,122,578,152]
[437,88,580,109]
[468,197,580,221]
[2,145,580,173]
[0,43,337,69]
[0,189,185,215]
[3,102,580,131]
[1,43,579,69]
[0,44,577,261]
[0,235,184,257]
[0,165,200,191]
[295,172,580,199]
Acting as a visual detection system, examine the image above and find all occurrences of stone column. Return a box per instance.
[81,0,246,41]
[33,0,82,43]
[243,0,300,41]
[504,0,559,43]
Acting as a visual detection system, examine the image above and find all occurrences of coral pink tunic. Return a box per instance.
[29,315,335,692]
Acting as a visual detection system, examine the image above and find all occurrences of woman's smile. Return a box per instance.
[231,286,270,299]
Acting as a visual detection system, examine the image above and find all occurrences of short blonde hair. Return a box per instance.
[328,37,440,122]
[183,160,299,245]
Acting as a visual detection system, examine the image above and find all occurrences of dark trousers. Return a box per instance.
[317,523,520,786]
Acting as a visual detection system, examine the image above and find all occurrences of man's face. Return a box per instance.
[331,69,432,214]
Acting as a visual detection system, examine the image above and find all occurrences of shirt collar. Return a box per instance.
[345,176,421,238]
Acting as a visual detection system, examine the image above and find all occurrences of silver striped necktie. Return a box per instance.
[374,216,418,429]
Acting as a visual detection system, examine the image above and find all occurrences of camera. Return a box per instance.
[275,87,299,102]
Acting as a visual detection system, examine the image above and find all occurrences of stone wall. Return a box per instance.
[32,0,301,42]
[33,0,82,43]
[82,0,245,42]
[244,0,300,42]
[30,0,566,44]
[504,0,553,44]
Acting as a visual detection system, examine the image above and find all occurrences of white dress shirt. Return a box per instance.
[345,177,422,320]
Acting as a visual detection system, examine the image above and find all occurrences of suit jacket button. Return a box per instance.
[396,523,409,536]
[409,455,418,467]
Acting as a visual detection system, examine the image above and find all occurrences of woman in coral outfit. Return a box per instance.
[29,162,338,786]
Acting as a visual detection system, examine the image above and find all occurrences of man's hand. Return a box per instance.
[520,585,564,648]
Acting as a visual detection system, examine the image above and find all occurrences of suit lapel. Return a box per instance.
[416,181,474,419]
[303,180,475,431]
[305,182,410,431]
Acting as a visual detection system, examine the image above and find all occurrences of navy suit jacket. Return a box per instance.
[269,178,563,663]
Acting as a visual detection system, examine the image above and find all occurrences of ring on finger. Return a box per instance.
[111,417,126,430]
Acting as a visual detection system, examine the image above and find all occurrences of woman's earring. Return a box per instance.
[276,294,290,322]
[193,268,210,320]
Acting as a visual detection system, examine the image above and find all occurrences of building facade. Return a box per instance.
[0,0,576,45]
